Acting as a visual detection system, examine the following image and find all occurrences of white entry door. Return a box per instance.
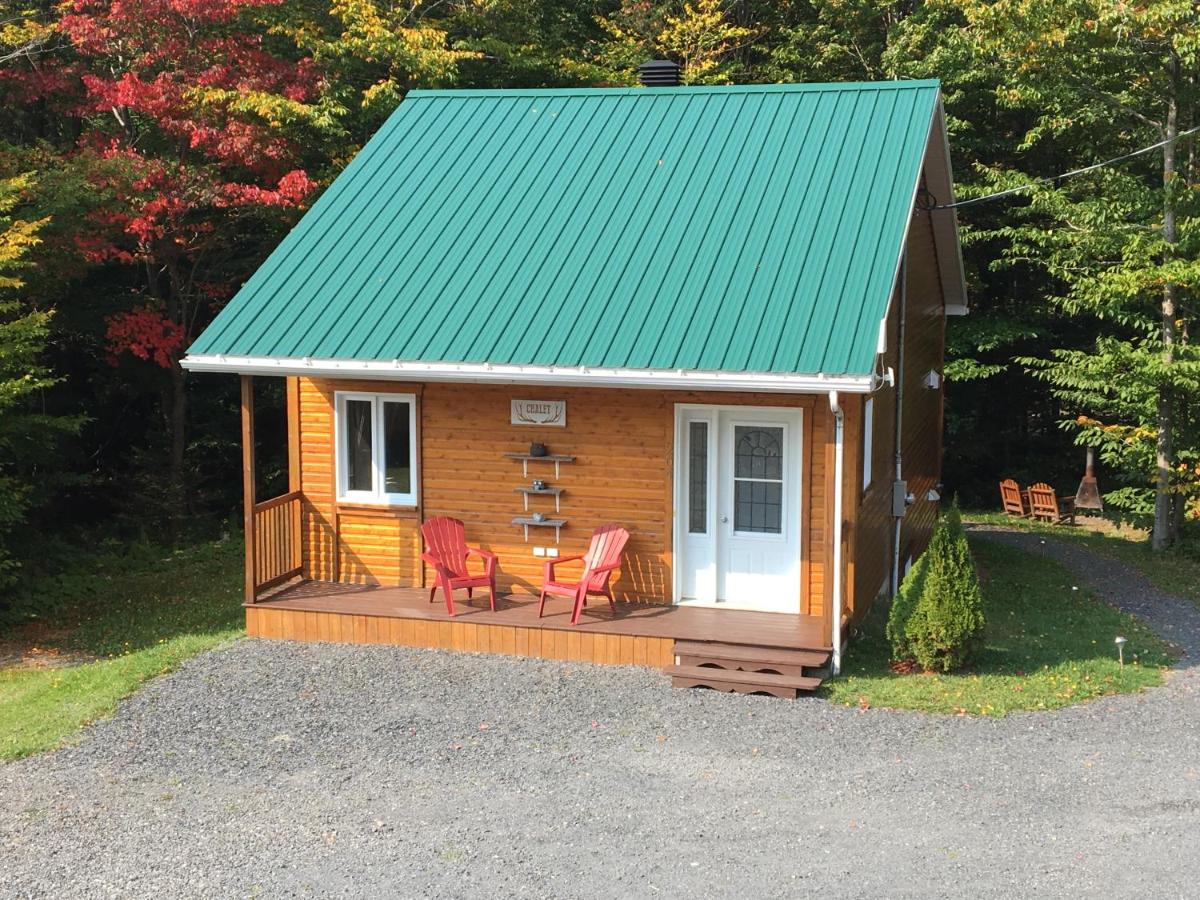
[675,406,802,613]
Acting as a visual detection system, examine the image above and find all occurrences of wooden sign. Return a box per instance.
[511,399,566,427]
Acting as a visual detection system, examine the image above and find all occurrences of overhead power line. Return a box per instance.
[932,124,1200,211]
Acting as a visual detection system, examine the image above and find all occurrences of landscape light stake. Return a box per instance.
[1115,636,1127,667]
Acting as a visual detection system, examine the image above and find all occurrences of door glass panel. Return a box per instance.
[382,401,412,495]
[734,480,783,532]
[735,427,783,479]
[733,425,784,534]
[344,399,373,492]
[688,420,708,533]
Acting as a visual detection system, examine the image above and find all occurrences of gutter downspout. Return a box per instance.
[828,390,845,675]
[891,248,909,595]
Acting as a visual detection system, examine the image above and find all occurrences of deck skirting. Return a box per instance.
[245,606,677,668]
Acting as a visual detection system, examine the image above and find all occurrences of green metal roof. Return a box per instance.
[188,81,942,377]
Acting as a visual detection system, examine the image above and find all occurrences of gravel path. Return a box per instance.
[3,532,1199,899]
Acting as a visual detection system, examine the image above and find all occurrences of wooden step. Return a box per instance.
[673,640,829,672]
[665,664,822,699]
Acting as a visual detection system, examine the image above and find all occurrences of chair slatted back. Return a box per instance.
[421,517,469,577]
[999,479,1026,516]
[582,524,630,592]
[1028,483,1060,520]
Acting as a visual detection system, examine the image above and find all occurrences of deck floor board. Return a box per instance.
[252,581,829,650]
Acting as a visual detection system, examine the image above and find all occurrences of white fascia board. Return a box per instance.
[180,354,876,394]
[873,93,938,360]
[874,94,971,350]
[926,99,969,315]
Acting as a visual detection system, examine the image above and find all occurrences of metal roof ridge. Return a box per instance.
[406,80,942,99]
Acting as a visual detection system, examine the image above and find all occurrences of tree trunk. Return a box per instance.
[168,360,187,542]
[1153,64,1179,552]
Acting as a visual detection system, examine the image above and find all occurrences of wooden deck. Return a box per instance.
[246,581,829,670]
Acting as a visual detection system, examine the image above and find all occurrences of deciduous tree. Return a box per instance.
[57,0,325,524]
[0,173,81,586]
[956,0,1200,544]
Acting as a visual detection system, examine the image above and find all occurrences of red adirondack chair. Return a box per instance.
[538,524,630,626]
[420,517,497,617]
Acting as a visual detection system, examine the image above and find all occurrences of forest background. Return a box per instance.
[2,0,1197,614]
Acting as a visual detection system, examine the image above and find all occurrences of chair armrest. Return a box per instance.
[463,547,492,566]
[544,554,585,580]
[421,552,455,580]
[589,561,622,575]
[467,546,497,576]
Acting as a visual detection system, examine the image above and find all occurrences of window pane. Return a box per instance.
[382,401,412,496]
[345,399,373,492]
[734,426,783,479]
[734,479,783,533]
[688,421,708,534]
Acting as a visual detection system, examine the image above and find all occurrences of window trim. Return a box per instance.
[334,391,419,507]
[862,396,874,493]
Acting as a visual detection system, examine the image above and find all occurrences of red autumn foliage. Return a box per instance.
[105,306,187,369]
[53,0,319,368]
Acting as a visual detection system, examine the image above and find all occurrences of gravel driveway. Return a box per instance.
[3,531,1199,899]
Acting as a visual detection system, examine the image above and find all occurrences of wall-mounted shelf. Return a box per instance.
[514,486,564,513]
[512,516,566,543]
[503,452,575,478]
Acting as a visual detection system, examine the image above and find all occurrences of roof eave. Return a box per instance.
[873,91,970,363]
[925,97,969,316]
[181,354,877,394]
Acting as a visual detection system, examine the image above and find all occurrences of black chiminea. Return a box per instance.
[637,59,681,87]
[1074,447,1103,512]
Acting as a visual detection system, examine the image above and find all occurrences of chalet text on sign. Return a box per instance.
[511,399,566,427]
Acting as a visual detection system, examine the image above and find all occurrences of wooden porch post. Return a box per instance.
[241,374,257,604]
[286,376,302,577]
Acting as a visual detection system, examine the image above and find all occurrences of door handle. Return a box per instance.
[720,516,728,523]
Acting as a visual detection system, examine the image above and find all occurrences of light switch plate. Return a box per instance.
[532,546,546,557]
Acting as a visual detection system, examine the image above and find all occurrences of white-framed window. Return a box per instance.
[862,396,874,492]
[335,391,418,506]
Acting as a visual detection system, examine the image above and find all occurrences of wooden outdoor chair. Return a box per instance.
[538,524,630,626]
[1028,482,1076,525]
[420,517,498,616]
[999,478,1029,517]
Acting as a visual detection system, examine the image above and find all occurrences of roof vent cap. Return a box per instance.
[637,59,681,87]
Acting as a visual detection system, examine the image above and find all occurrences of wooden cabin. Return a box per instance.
[183,77,967,697]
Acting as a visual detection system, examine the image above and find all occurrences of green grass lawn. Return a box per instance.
[824,537,1177,716]
[0,539,242,761]
[966,510,1200,610]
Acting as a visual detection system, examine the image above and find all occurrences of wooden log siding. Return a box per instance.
[849,205,948,626]
[295,378,832,616]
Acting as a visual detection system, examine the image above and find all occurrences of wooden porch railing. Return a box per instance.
[251,490,303,598]
[243,374,305,603]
